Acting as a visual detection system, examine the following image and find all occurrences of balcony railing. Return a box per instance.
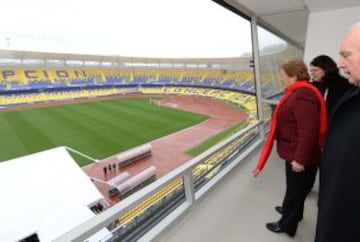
[54,121,263,242]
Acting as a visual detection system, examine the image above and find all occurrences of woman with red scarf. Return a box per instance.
[253,59,327,237]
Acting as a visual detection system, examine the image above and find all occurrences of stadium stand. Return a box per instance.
[0,65,273,241]
[0,67,259,93]
[108,126,258,241]
[0,66,282,128]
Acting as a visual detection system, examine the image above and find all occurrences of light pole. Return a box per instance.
[6,37,10,48]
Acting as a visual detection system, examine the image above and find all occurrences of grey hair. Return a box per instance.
[350,22,360,30]
[349,22,360,50]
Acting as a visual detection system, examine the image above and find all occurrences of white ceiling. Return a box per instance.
[219,0,360,47]
[306,0,360,12]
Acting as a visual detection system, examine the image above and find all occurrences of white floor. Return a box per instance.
[156,146,318,242]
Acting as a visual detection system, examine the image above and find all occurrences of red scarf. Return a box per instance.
[255,81,327,173]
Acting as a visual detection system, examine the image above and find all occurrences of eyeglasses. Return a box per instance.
[310,67,322,73]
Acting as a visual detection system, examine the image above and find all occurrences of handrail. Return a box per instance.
[54,121,262,242]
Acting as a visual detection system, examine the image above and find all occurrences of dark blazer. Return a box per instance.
[312,77,351,118]
[315,86,360,242]
[324,76,352,117]
[276,87,321,166]
[312,81,326,96]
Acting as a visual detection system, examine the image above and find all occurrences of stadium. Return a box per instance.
[0,0,358,241]
[0,49,275,241]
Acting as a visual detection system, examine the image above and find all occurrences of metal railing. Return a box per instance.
[54,121,263,242]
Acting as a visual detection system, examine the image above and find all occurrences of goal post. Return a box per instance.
[149,98,159,106]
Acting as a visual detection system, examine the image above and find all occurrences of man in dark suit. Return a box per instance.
[315,23,360,242]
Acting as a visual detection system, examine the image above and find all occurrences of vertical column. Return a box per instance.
[183,170,195,204]
[251,15,265,140]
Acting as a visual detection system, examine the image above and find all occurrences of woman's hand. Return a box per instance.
[291,160,305,172]
[252,168,261,177]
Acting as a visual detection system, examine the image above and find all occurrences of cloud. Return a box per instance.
[0,0,282,58]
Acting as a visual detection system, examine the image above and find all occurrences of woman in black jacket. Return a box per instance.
[310,55,352,116]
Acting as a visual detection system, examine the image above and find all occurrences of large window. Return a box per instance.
[256,26,304,125]
[257,26,304,99]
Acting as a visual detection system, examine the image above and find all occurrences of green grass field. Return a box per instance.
[0,98,208,166]
[187,120,249,157]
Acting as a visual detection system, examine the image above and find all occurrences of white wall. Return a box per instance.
[304,6,360,66]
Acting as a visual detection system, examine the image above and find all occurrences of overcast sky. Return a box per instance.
[0,0,284,58]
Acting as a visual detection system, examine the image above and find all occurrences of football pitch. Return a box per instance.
[0,98,209,166]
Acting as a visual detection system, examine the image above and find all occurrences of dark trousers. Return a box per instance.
[279,161,317,234]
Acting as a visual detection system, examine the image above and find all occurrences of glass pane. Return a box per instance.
[257,26,304,126]
[257,26,304,99]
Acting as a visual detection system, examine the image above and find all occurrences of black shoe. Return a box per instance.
[266,222,284,233]
[275,206,283,214]
[275,206,303,221]
[266,222,296,237]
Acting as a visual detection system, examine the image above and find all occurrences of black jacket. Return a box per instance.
[315,86,360,242]
[312,77,351,118]
[324,76,352,117]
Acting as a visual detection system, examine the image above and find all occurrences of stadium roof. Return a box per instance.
[0,147,108,241]
[0,49,252,70]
